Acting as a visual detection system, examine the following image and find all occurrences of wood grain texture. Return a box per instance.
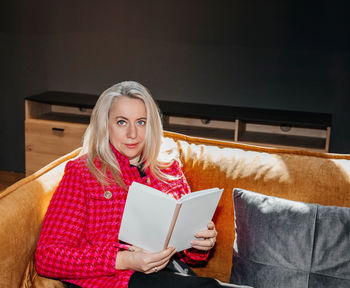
[25,119,87,175]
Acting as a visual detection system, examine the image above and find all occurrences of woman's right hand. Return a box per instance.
[115,246,176,274]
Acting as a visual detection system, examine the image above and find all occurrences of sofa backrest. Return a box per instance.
[1,131,350,287]
[163,131,350,282]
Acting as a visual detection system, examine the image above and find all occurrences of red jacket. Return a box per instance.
[35,146,208,288]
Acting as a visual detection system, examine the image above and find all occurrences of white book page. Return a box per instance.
[168,188,223,251]
[179,187,220,202]
[118,182,177,252]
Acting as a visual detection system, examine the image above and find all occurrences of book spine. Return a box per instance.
[163,203,182,250]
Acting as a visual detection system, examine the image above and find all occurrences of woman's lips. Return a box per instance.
[125,143,138,149]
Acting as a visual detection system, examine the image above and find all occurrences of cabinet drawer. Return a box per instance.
[25,119,88,175]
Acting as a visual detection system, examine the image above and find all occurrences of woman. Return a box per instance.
[35,81,239,288]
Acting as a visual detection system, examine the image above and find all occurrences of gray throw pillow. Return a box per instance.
[230,188,350,288]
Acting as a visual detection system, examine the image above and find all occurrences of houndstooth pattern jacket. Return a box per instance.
[35,145,209,288]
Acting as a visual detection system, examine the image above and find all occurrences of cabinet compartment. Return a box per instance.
[163,116,236,141]
[236,121,330,152]
[25,119,87,175]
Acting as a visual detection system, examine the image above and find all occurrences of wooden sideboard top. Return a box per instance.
[26,91,98,109]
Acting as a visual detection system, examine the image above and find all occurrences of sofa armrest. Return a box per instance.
[0,148,81,287]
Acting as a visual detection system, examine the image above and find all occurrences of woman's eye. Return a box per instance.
[137,120,146,126]
[117,120,127,126]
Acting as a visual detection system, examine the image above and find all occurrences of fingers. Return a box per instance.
[134,245,175,259]
[195,221,216,236]
[192,221,217,251]
[195,227,217,238]
[140,246,176,274]
[160,246,177,258]
[207,221,215,230]
[147,246,176,262]
[191,238,215,251]
[117,246,177,273]
[144,253,173,274]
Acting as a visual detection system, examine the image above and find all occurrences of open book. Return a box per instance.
[118,182,223,252]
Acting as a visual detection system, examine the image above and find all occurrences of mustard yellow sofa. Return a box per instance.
[1,131,350,287]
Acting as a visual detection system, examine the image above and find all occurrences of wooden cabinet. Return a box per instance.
[159,101,332,153]
[25,92,93,175]
[163,115,331,152]
[25,92,332,175]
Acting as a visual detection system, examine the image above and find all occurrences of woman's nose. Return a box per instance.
[127,124,137,138]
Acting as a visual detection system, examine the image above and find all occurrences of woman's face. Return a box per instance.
[108,96,147,161]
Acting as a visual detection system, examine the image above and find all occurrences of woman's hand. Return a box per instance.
[115,246,176,274]
[190,221,217,251]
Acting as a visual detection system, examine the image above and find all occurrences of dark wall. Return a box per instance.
[1,1,48,172]
[1,0,349,172]
[39,0,335,112]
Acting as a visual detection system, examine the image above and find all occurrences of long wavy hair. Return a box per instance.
[83,81,172,189]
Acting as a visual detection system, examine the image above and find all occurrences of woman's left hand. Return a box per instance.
[190,221,217,251]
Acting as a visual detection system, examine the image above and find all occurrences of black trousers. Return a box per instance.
[129,270,224,288]
[62,258,198,288]
[62,281,81,288]
[63,259,251,288]
[128,259,252,288]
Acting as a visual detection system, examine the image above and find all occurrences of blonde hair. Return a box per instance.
[83,81,171,188]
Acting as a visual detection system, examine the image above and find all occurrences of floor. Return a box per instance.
[0,170,25,192]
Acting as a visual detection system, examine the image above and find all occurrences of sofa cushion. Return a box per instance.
[230,188,350,288]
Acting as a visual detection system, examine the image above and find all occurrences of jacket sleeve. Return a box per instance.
[35,160,127,279]
[165,160,210,265]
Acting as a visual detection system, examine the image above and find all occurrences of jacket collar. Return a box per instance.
[110,143,131,168]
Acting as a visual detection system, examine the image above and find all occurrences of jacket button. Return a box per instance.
[147,177,151,184]
[104,191,112,199]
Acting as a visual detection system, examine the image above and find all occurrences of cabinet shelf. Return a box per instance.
[165,124,235,141]
[239,132,327,151]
